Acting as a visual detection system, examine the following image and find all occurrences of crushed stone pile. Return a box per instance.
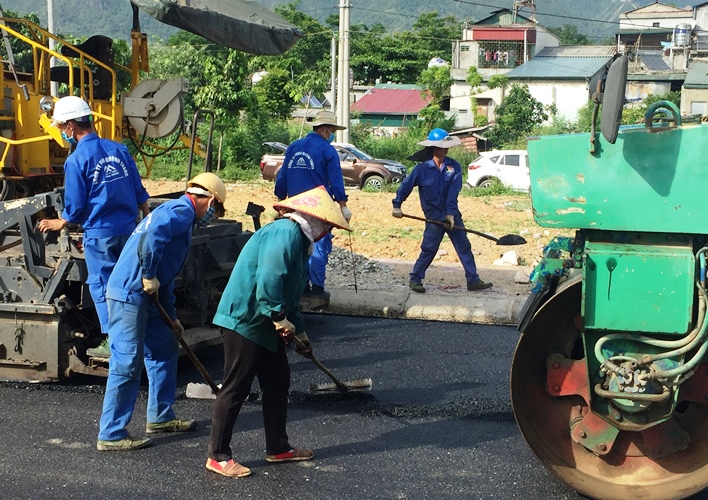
[325,246,397,288]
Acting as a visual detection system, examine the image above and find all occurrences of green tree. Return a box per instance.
[487,84,548,147]
[548,24,593,45]
[418,65,452,104]
[252,67,295,119]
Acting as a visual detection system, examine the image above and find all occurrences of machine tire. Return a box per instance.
[511,279,708,500]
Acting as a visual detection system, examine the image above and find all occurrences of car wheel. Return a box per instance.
[478,178,499,188]
[363,174,385,191]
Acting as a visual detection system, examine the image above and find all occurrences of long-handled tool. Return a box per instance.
[150,294,220,398]
[292,336,372,395]
[402,213,527,246]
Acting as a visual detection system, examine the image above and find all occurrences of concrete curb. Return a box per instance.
[321,288,527,326]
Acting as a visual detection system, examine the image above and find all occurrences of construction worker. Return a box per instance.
[274,110,352,300]
[205,186,351,478]
[96,172,226,451]
[38,95,150,358]
[392,128,492,293]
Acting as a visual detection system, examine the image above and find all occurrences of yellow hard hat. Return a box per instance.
[187,172,226,203]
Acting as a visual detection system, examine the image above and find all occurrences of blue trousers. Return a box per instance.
[98,298,179,441]
[410,217,480,285]
[83,234,130,334]
[309,232,332,288]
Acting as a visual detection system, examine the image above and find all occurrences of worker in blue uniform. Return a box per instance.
[392,128,493,293]
[274,110,352,300]
[205,186,351,478]
[38,96,150,358]
[96,172,226,451]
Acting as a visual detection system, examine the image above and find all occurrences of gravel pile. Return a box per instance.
[326,246,397,288]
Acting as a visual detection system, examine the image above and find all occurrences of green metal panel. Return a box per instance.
[582,239,694,334]
[528,124,708,233]
[357,114,418,127]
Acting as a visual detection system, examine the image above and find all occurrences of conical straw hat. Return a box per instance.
[274,186,351,231]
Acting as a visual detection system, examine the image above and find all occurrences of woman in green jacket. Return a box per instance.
[206,186,351,478]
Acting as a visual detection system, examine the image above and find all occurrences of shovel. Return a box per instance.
[401,213,526,246]
[149,293,221,398]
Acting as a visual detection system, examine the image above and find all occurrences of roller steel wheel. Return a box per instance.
[511,277,708,500]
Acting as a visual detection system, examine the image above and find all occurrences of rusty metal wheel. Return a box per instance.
[511,276,708,500]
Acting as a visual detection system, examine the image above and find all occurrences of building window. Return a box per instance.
[461,45,470,52]
[653,22,660,27]
[477,41,524,68]
[690,101,707,115]
[458,109,468,113]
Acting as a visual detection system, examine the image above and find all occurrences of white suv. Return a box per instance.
[466,150,530,192]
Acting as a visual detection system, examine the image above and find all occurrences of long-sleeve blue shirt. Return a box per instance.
[392,156,463,221]
[62,133,149,238]
[212,218,308,352]
[274,132,347,202]
[105,195,196,319]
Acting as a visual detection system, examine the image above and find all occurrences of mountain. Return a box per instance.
[3,0,708,43]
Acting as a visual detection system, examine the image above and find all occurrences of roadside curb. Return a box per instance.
[319,288,527,326]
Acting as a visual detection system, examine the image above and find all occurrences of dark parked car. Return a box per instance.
[259,141,407,191]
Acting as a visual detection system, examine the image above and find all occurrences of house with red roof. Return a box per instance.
[350,84,432,132]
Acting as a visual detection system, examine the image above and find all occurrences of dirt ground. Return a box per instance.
[143,178,567,270]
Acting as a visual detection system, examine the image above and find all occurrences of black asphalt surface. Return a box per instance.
[0,315,637,499]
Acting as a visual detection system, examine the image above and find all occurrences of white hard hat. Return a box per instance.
[51,96,92,125]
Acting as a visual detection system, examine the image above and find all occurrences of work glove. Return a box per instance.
[392,207,403,218]
[273,317,296,343]
[172,319,185,339]
[341,206,352,222]
[294,332,313,359]
[142,276,160,296]
[444,215,455,230]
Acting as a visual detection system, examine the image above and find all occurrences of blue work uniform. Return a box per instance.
[274,132,347,289]
[208,218,309,461]
[98,195,196,441]
[392,156,481,285]
[62,133,149,333]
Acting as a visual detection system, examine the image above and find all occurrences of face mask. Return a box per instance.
[61,130,76,145]
[328,133,335,144]
[197,205,216,227]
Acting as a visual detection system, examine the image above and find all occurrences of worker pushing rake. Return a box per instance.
[202,186,371,478]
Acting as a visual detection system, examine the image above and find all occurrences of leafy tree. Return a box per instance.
[250,2,331,100]
[487,84,548,147]
[252,67,295,119]
[548,24,592,45]
[418,65,452,104]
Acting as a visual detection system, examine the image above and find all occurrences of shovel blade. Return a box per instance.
[497,234,527,246]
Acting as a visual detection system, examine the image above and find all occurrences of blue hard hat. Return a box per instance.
[417,128,461,148]
[427,128,449,141]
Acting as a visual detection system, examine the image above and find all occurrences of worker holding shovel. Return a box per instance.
[96,172,227,451]
[206,186,351,478]
[392,128,493,294]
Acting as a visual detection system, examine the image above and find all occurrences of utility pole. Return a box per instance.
[330,35,337,113]
[47,0,58,96]
[336,0,350,143]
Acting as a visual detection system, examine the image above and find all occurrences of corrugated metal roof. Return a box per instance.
[505,56,612,79]
[535,45,617,58]
[683,61,708,88]
[351,88,432,114]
